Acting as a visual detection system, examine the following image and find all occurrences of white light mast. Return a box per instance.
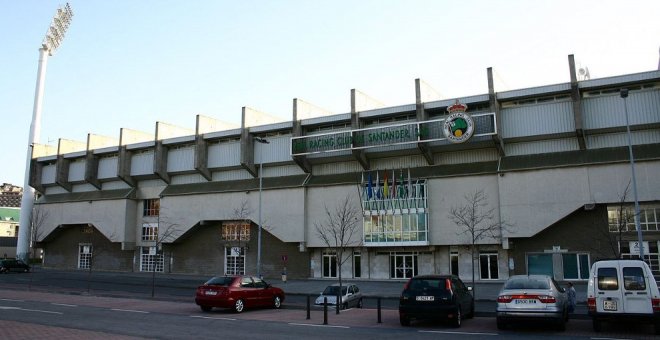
[17,3,74,262]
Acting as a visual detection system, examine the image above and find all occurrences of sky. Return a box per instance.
[1,0,659,188]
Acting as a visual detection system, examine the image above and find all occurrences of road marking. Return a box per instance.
[0,298,24,302]
[419,330,498,336]
[0,306,62,314]
[289,323,350,329]
[190,315,237,321]
[51,303,77,307]
[110,308,149,314]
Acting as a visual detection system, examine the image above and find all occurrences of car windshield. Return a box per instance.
[504,277,550,290]
[205,277,234,286]
[323,286,347,295]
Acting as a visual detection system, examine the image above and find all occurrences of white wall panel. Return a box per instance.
[436,148,500,165]
[583,90,660,130]
[71,183,98,192]
[255,135,291,163]
[161,188,305,243]
[44,186,68,195]
[305,185,361,247]
[68,159,86,182]
[501,101,573,138]
[130,151,154,176]
[98,157,118,179]
[208,141,240,168]
[505,138,579,156]
[372,155,428,170]
[170,173,208,185]
[428,175,500,245]
[101,181,130,190]
[586,130,660,149]
[167,145,195,172]
[312,161,363,176]
[212,169,252,181]
[263,164,306,178]
[41,164,56,184]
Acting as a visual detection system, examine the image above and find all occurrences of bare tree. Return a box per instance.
[314,194,362,312]
[82,226,116,294]
[581,181,636,260]
[150,210,180,297]
[222,200,252,275]
[29,205,49,261]
[448,189,509,299]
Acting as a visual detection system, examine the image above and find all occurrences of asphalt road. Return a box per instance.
[1,288,657,340]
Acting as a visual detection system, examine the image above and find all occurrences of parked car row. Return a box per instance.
[0,259,30,273]
[193,259,660,335]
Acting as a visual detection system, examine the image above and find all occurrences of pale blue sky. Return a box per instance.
[1,0,659,187]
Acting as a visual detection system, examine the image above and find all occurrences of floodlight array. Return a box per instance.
[41,3,74,55]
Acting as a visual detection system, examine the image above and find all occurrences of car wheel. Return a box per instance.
[496,318,507,330]
[200,305,212,312]
[342,302,348,310]
[399,316,410,327]
[234,299,245,313]
[592,319,602,332]
[357,298,363,308]
[273,296,282,309]
[654,320,660,335]
[556,318,566,331]
[450,306,462,328]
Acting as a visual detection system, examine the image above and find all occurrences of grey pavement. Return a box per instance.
[18,266,590,303]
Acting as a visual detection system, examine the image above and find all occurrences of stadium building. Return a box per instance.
[29,55,660,282]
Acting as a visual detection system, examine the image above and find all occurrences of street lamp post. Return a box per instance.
[17,3,74,263]
[621,89,644,260]
[254,137,269,278]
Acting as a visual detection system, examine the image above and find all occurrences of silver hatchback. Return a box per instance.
[496,275,569,331]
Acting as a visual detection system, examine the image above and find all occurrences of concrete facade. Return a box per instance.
[24,57,660,282]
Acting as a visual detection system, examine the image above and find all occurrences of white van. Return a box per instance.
[587,259,660,334]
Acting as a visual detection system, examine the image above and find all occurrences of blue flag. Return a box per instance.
[367,172,373,200]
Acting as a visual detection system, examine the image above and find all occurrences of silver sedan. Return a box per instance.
[496,275,569,331]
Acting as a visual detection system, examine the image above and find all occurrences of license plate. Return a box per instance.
[416,296,434,301]
[205,290,217,296]
[514,299,537,304]
[603,300,617,311]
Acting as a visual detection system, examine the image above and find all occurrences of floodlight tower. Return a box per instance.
[17,3,74,262]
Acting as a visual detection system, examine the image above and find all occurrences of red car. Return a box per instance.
[195,275,285,313]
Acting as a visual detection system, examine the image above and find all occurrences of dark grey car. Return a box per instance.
[398,275,474,327]
[0,259,30,273]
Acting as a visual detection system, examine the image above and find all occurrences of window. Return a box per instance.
[322,251,337,278]
[78,244,92,269]
[623,267,646,291]
[143,199,160,217]
[142,223,158,241]
[597,267,619,290]
[222,222,250,241]
[240,276,253,288]
[527,254,553,276]
[139,246,163,272]
[479,252,499,279]
[353,251,361,278]
[225,247,245,275]
[450,251,459,276]
[562,253,590,280]
[608,204,660,232]
[390,252,418,279]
